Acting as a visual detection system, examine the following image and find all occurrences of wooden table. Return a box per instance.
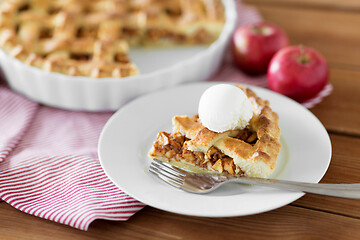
[2,1,360,239]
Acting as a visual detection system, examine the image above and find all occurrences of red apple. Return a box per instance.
[232,22,289,75]
[267,46,329,102]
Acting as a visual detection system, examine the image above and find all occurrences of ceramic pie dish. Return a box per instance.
[0,0,237,111]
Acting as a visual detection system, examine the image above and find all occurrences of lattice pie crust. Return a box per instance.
[0,0,225,78]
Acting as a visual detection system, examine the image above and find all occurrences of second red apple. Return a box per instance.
[267,46,329,102]
[233,22,289,75]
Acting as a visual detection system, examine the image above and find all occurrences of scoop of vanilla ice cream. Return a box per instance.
[198,84,253,133]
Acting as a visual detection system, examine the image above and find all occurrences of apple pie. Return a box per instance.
[149,85,281,178]
[0,0,225,78]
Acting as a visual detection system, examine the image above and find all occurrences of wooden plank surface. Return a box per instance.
[245,0,360,10]
[311,68,360,136]
[293,134,360,218]
[1,202,359,240]
[2,1,360,239]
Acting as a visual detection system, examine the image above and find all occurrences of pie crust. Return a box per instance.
[0,0,225,78]
[149,85,281,178]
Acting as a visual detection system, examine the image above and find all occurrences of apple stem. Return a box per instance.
[251,25,263,34]
[298,45,310,64]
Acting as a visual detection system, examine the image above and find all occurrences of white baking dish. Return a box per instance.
[0,0,237,111]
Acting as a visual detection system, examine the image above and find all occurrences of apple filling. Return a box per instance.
[145,28,214,44]
[150,127,258,175]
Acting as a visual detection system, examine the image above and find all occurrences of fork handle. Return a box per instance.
[228,177,360,199]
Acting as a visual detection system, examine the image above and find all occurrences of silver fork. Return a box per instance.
[149,159,360,199]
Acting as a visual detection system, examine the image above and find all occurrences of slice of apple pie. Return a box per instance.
[149,85,281,178]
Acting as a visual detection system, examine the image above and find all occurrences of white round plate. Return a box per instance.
[98,82,332,217]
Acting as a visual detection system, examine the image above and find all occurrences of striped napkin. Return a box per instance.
[0,87,146,230]
[0,2,332,231]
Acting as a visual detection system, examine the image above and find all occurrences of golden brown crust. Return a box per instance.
[150,84,281,178]
[0,0,225,78]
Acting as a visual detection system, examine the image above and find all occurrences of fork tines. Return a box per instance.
[149,159,186,189]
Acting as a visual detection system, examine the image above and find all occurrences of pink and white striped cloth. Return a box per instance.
[0,2,332,231]
[0,88,146,230]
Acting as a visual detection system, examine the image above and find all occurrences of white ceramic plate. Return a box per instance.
[98,82,332,217]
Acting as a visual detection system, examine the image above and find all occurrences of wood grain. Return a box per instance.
[114,207,360,240]
[292,134,360,218]
[244,0,360,11]
[311,68,360,136]
[1,202,359,240]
